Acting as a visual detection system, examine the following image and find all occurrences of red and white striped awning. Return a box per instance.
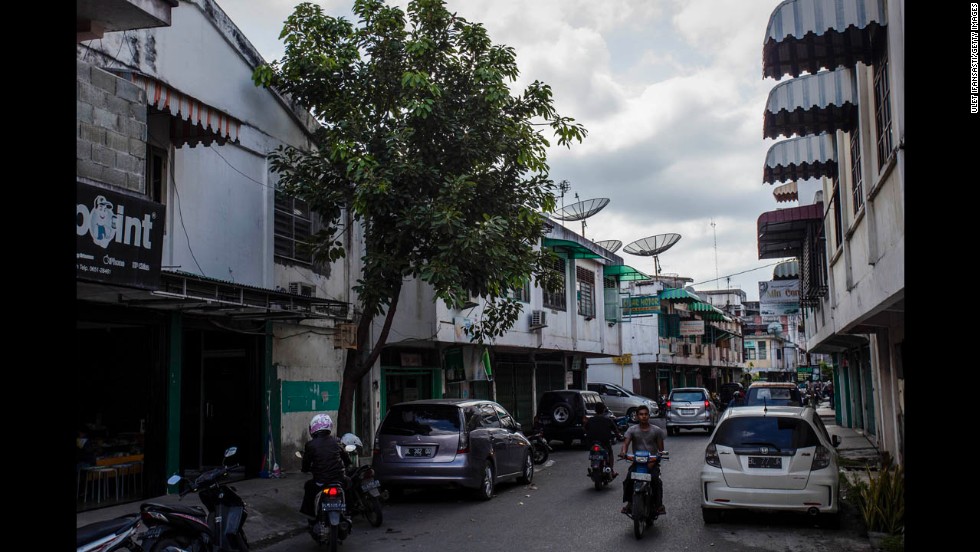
[130,74,241,146]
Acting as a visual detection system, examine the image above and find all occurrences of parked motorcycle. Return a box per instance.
[524,429,552,464]
[295,444,358,551]
[140,446,249,552]
[77,513,142,552]
[613,414,637,438]
[621,449,669,540]
[339,433,384,527]
[587,441,615,490]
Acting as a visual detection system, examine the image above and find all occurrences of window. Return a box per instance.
[849,132,864,214]
[507,280,531,303]
[274,191,313,265]
[758,342,767,360]
[831,176,843,249]
[147,146,167,205]
[744,348,756,361]
[873,41,893,171]
[576,266,595,318]
[542,256,566,311]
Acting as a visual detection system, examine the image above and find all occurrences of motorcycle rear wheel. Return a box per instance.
[149,535,193,552]
[632,498,646,539]
[327,524,339,552]
[365,495,383,527]
[532,443,548,464]
[594,474,603,490]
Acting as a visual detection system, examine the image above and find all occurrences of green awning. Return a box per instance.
[690,300,733,322]
[659,288,701,302]
[542,238,606,259]
[603,264,652,281]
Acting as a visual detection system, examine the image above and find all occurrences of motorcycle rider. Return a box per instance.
[584,402,620,478]
[300,413,352,518]
[618,404,666,515]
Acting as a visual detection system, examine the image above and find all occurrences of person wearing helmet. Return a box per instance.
[299,413,352,517]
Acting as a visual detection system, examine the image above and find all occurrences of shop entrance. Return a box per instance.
[382,368,436,415]
[201,351,249,468]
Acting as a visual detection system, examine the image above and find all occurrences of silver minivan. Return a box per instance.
[587,382,660,418]
[372,399,534,500]
[665,387,719,435]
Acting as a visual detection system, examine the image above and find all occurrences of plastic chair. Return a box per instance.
[81,466,119,504]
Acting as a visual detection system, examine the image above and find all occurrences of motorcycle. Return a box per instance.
[339,433,384,527]
[140,446,249,552]
[77,513,142,552]
[613,414,637,438]
[587,441,615,490]
[295,444,358,551]
[621,449,669,540]
[524,429,552,464]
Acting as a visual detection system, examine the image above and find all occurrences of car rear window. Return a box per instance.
[670,391,705,402]
[379,405,461,436]
[714,416,820,449]
[746,387,802,405]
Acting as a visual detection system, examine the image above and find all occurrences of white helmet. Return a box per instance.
[309,413,333,436]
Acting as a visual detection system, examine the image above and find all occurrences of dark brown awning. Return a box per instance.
[757,202,824,259]
[763,68,858,139]
[764,133,837,183]
[763,0,888,80]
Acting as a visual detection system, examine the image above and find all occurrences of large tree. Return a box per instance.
[254,0,586,434]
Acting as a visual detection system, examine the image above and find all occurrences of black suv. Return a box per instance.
[535,390,605,447]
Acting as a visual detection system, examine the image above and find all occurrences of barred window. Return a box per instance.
[758,343,767,360]
[507,280,531,303]
[542,257,566,311]
[576,266,595,318]
[873,42,893,171]
[274,191,313,265]
[831,177,843,250]
[849,132,864,214]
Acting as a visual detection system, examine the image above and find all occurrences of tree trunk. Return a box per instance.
[335,288,401,435]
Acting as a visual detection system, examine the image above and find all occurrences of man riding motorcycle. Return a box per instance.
[619,404,666,515]
[584,402,620,478]
[300,413,352,518]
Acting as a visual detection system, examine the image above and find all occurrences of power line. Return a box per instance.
[692,260,789,288]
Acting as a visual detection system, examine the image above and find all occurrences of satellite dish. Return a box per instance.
[623,233,682,275]
[552,198,609,238]
[767,321,783,336]
[595,239,622,253]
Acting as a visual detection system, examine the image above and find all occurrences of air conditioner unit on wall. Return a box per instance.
[695,344,704,357]
[530,310,548,329]
[288,282,315,297]
[668,342,677,355]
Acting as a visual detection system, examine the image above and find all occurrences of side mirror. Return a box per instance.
[831,435,841,448]
[345,444,358,453]
[224,446,238,458]
[167,474,182,485]
[295,450,304,459]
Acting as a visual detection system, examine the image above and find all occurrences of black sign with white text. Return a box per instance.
[76,182,165,289]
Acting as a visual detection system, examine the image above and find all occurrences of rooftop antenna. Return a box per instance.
[711,218,719,289]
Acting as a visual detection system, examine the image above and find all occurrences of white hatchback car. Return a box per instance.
[700,406,842,527]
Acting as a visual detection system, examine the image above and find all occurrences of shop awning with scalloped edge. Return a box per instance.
[764,133,837,183]
[690,300,733,322]
[757,203,824,259]
[128,73,242,147]
[603,264,652,281]
[764,68,858,139]
[659,288,702,303]
[763,0,888,80]
[773,182,798,203]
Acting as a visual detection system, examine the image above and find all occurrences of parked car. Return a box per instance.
[587,382,660,418]
[717,382,744,409]
[665,387,719,435]
[744,382,806,407]
[371,399,534,500]
[700,405,842,527]
[536,389,605,447]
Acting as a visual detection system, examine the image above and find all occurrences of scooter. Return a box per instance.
[295,446,357,551]
[77,514,142,552]
[524,429,552,464]
[338,433,384,527]
[621,449,669,540]
[587,441,615,490]
[140,446,249,552]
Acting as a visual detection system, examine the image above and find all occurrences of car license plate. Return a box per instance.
[405,446,433,458]
[361,480,380,491]
[631,472,652,481]
[748,456,782,469]
[681,408,695,415]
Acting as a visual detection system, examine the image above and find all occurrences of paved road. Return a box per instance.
[262,419,872,552]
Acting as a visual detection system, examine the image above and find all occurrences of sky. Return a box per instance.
[217,0,792,302]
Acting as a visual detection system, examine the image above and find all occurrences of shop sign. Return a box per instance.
[76,181,165,289]
[759,280,801,317]
[679,320,704,336]
[622,294,660,315]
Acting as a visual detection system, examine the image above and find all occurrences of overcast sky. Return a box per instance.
[218,0,792,302]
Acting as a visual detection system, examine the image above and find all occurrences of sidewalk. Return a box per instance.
[77,401,882,549]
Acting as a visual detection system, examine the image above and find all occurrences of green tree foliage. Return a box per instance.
[254,0,586,432]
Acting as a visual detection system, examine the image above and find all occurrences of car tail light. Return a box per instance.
[705,443,720,468]
[457,431,469,454]
[372,434,381,456]
[704,400,712,408]
[666,400,671,409]
[811,444,831,470]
